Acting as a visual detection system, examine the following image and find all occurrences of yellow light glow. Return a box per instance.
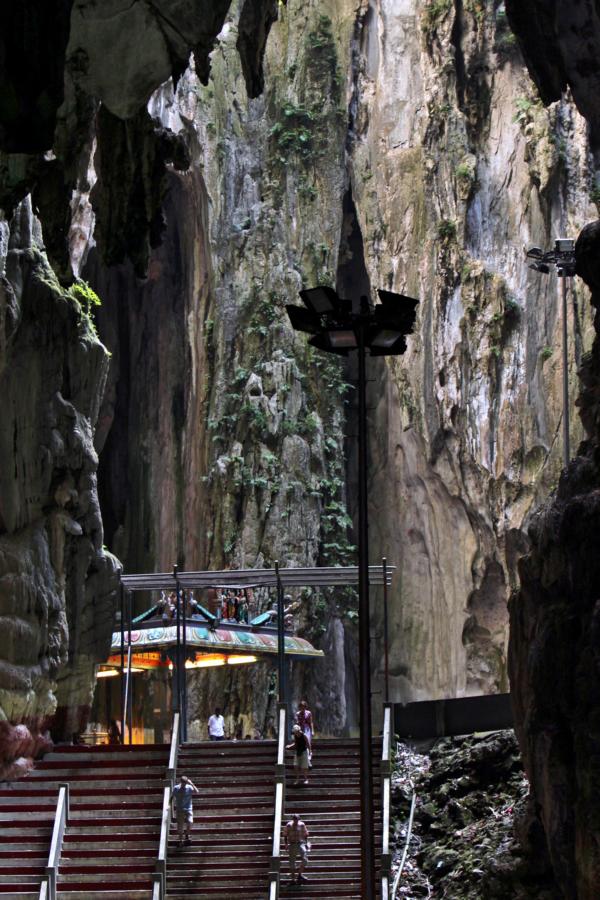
[97,666,144,678]
[226,655,258,665]
[185,657,226,669]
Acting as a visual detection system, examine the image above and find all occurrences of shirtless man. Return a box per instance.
[284,813,310,885]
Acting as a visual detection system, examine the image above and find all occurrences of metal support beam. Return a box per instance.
[119,570,125,743]
[382,557,389,705]
[127,590,133,745]
[561,272,570,468]
[274,560,287,713]
[174,564,181,718]
[181,583,188,742]
[357,322,375,900]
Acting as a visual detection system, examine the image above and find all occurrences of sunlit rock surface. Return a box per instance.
[0,0,597,800]
[81,0,596,735]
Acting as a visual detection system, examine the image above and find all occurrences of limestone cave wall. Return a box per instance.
[502,3,600,897]
[86,0,597,736]
[1,8,600,856]
[0,198,118,776]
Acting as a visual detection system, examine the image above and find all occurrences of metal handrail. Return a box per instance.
[268,703,287,898]
[42,783,69,900]
[123,642,132,743]
[167,711,180,786]
[391,786,417,900]
[155,786,172,900]
[155,712,180,900]
[380,704,393,900]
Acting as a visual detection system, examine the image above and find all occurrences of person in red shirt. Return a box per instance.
[295,699,314,765]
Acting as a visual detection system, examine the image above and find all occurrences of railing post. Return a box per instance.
[120,570,125,743]
[156,712,180,900]
[269,703,287,898]
[127,588,133,744]
[181,583,188,742]
[380,704,393,893]
[167,711,180,788]
[45,783,69,900]
[274,562,287,712]
[174,564,181,720]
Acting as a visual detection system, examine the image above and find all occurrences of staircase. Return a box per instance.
[278,739,382,899]
[166,740,276,898]
[0,743,169,899]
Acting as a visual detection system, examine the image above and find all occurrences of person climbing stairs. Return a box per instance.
[279,738,382,899]
[166,739,275,899]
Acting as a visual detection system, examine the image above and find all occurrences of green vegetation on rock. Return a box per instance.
[438,219,457,242]
[422,0,452,36]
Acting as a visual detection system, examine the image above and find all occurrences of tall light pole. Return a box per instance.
[527,238,576,468]
[287,285,418,900]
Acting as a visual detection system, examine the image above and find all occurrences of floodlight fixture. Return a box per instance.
[526,247,544,260]
[326,328,359,349]
[285,304,321,335]
[299,285,340,315]
[286,282,419,900]
[555,238,575,254]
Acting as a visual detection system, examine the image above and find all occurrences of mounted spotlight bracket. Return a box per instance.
[289,285,418,358]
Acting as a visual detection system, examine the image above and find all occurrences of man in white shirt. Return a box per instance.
[208,707,225,741]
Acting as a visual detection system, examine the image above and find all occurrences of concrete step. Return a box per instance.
[64,840,158,851]
[59,872,153,884]
[56,891,152,899]
[45,750,167,763]
[3,779,164,792]
[65,819,158,844]
[0,873,42,884]
[51,743,167,753]
[0,888,42,898]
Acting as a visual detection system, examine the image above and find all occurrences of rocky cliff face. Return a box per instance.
[0,0,282,763]
[499,4,600,898]
[2,15,600,885]
[85,0,597,736]
[0,198,118,776]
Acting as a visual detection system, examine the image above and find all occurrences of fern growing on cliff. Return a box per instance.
[68,280,102,338]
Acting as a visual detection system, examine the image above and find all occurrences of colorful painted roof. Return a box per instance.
[111,624,324,659]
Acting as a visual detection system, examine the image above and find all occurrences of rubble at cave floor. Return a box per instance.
[391,731,560,900]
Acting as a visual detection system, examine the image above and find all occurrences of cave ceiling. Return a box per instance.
[0,0,280,278]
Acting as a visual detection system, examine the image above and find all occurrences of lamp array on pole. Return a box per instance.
[526,238,576,467]
[286,284,418,900]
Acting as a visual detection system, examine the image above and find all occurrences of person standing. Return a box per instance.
[295,700,314,764]
[287,725,310,786]
[284,813,310,885]
[172,775,199,847]
[208,707,225,741]
[107,719,121,745]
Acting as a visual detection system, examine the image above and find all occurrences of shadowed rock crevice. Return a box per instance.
[91,106,191,276]
[509,221,600,900]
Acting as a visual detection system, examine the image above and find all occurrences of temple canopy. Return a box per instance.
[107,622,323,665]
